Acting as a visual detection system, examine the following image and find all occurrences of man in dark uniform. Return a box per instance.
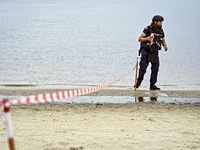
[135,15,168,90]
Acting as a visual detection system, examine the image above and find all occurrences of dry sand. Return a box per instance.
[0,103,200,150]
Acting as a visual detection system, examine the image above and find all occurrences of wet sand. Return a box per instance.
[0,103,200,150]
[0,88,200,98]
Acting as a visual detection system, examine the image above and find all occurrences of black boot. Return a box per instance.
[134,82,141,89]
[150,85,160,90]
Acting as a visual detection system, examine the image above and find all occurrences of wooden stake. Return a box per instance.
[134,57,139,91]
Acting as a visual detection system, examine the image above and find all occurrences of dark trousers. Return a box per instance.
[137,48,159,86]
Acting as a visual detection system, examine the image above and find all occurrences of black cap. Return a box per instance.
[152,15,164,22]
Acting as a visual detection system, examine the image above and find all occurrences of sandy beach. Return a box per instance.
[0,85,200,150]
[0,102,200,150]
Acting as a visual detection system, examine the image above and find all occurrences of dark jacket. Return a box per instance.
[140,23,164,63]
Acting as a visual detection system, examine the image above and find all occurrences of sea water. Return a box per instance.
[0,0,200,90]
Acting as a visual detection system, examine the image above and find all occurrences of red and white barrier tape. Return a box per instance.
[147,33,154,45]
[10,67,136,105]
[0,59,138,124]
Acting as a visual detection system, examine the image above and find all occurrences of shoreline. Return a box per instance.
[0,88,200,98]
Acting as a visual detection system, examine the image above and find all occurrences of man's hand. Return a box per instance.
[147,36,152,41]
[164,45,168,51]
[162,37,168,51]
